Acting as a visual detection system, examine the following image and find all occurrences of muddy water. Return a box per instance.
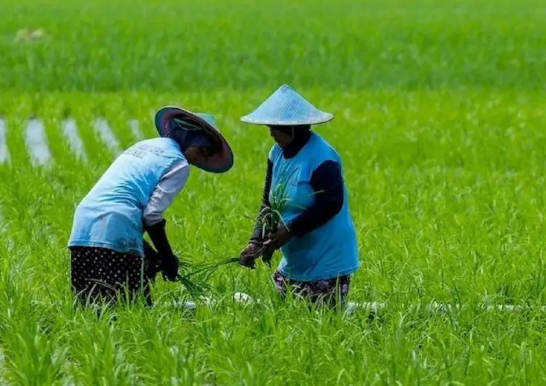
[26,119,51,165]
[94,118,121,154]
[62,118,86,160]
[0,119,9,163]
[0,205,6,234]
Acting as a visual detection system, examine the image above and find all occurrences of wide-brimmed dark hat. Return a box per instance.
[155,106,234,174]
[241,84,333,126]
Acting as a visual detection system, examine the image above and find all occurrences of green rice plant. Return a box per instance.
[2,0,546,383]
[2,90,546,384]
[146,249,239,298]
[175,257,239,297]
[254,164,300,265]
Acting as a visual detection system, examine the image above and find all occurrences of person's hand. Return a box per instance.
[264,226,292,250]
[240,242,262,269]
[161,254,180,282]
[145,259,162,281]
[143,240,162,281]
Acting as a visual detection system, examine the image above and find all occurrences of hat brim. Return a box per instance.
[240,114,334,126]
[155,106,234,174]
[239,84,334,126]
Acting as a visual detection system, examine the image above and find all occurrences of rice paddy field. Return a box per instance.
[1,0,546,384]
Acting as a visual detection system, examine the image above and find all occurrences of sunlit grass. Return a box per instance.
[1,0,546,383]
[0,90,545,384]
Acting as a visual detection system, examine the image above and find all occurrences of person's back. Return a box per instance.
[69,138,185,256]
[67,107,234,307]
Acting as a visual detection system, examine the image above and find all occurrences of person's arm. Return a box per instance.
[249,159,273,243]
[240,159,272,267]
[143,160,190,228]
[143,160,190,280]
[288,160,344,237]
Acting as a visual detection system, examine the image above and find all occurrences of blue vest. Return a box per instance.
[270,133,360,281]
[68,138,186,256]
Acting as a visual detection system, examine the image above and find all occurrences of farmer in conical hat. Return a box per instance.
[240,84,360,306]
[68,107,233,306]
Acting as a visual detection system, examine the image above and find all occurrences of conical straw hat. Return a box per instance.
[241,84,333,126]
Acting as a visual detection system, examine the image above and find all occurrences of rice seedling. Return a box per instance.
[144,241,240,298]
[175,258,240,297]
[252,165,300,265]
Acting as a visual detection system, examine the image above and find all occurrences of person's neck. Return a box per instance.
[281,130,312,159]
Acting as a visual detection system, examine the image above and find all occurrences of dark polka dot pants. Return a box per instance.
[273,271,351,308]
[70,246,152,306]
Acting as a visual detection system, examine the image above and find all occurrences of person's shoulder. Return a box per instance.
[144,137,170,146]
[311,132,332,147]
[150,137,183,153]
[172,156,190,169]
[311,133,339,155]
[130,137,163,149]
[167,158,190,178]
[137,137,156,145]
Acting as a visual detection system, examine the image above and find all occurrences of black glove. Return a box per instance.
[240,242,263,269]
[143,240,162,280]
[144,219,179,282]
[162,254,180,282]
[145,219,173,257]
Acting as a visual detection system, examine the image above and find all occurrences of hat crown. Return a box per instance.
[154,106,233,173]
[195,113,219,130]
[173,113,219,132]
[241,84,333,126]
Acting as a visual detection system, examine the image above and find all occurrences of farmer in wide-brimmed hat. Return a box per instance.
[240,84,360,305]
[68,107,233,306]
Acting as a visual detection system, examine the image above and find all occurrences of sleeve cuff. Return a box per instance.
[250,227,264,242]
[143,215,164,227]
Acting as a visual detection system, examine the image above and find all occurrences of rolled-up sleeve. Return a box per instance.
[143,160,190,227]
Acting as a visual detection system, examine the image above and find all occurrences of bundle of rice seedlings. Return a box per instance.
[254,165,299,265]
[144,243,238,297]
[176,257,239,297]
